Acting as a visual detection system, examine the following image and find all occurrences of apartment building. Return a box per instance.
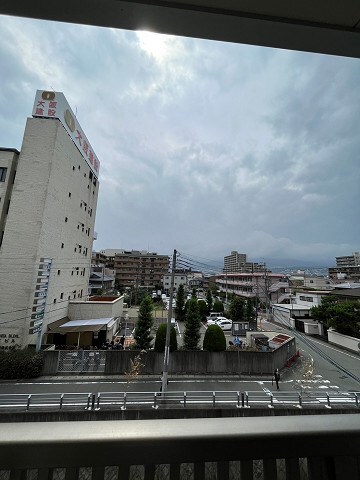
[336,252,360,268]
[223,251,265,273]
[223,251,247,272]
[0,90,99,349]
[113,250,169,288]
[216,273,289,305]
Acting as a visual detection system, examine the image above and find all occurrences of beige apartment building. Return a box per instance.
[0,91,99,349]
[113,250,169,288]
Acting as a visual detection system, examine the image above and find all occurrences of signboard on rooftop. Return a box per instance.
[32,90,100,178]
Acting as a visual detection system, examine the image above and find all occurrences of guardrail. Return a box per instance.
[0,390,359,411]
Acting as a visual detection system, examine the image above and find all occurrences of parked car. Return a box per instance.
[206,312,222,322]
[217,319,233,331]
[206,316,227,326]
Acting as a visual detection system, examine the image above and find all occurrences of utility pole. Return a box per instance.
[161,249,177,394]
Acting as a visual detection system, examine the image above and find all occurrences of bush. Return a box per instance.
[203,325,226,351]
[154,323,178,352]
[0,349,44,379]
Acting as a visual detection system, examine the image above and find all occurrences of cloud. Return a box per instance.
[0,15,359,266]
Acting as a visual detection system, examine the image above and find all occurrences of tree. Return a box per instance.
[197,299,208,321]
[312,298,360,337]
[311,296,338,325]
[213,299,224,313]
[175,284,186,322]
[229,296,245,322]
[245,298,255,322]
[203,325,226,351]
[191,288,197,299]
[206,289,213,314]
[134,295,154,350]
[183,298,201,350]
[154,323,178,352]
[329,302,360,337]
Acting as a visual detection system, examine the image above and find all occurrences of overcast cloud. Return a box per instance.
[0,15,359,267]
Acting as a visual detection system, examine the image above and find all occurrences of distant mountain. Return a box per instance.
[253,258,333,269]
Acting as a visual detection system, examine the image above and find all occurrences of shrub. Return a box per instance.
[203,325,226,352]
[154,323,178,352]
[0,349,44,379]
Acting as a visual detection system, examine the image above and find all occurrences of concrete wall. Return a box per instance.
[327,329,360,354]
[68,295,124,320]
[42,340,297,376]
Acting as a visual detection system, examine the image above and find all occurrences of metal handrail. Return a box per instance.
[0,390,359,411]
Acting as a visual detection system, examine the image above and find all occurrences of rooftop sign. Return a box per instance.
[32,90,100,177]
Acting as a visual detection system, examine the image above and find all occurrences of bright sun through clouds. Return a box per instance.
[136,30,173,62]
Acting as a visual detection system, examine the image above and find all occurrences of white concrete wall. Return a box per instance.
[68,296,124,320]
[0,118,99,348]
[327,328,360,353]
[304,323,320,335]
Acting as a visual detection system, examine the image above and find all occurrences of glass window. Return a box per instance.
[0,167,7,182]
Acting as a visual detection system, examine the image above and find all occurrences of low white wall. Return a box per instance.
[304,323,319,335]
[68,296,124,320]
[327,328,360,354]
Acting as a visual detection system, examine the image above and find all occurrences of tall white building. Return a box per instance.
[0,90,100,349]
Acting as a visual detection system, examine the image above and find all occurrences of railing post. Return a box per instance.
[153,392,158,409]
[298,393,302,409]
[213,391,216,408]
[268,393,274,409]
[184,392,186,408]
[355,392,359,408]
[241,392,245,408]
[91,393,96,411]
[26,394,31,411]
[60,393,64,410]
[96,393,101,410]
[246,392,249,408]
[121,392,127,410]
[326,393,331,409]
[236,391,241,408]
[86,393,91,410]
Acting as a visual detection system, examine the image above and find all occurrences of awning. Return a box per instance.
[47,317,114,334]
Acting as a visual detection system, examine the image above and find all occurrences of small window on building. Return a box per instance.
[71,271,74,276]
[72,166,75,171]
[60,293,63,300]
[65,217,68,222]
[68,192,71,198]
[53,298,56,304]
[0,167,7,182]
[74,247,77,252]
[57,270,61,275]
[89,171,93,180]
[84,173,86,178]
[78,165,81,170]
[61,243,64,249]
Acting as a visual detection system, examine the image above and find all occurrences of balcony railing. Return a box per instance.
[0,414,359,479]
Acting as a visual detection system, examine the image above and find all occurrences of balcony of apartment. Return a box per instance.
[1,414,359,480]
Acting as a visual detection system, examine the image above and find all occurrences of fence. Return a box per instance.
[57,350,106,373]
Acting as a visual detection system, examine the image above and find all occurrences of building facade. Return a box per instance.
[0,91,99,349]
[223,251,265,273]
[113,250,169,288]
[216,273,289,305]
[336,252,360,268]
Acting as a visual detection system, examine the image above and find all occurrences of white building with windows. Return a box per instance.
[0,90,99,349]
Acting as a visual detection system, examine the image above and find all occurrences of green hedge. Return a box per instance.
[203,325,226,351]
[154,324,178,352]
[0,349,44,379]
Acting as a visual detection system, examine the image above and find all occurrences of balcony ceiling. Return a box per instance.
[1,1,360,58]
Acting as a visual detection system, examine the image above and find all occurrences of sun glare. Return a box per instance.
[136,30,172,62]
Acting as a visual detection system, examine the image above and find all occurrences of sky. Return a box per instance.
[0,15,359,268]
